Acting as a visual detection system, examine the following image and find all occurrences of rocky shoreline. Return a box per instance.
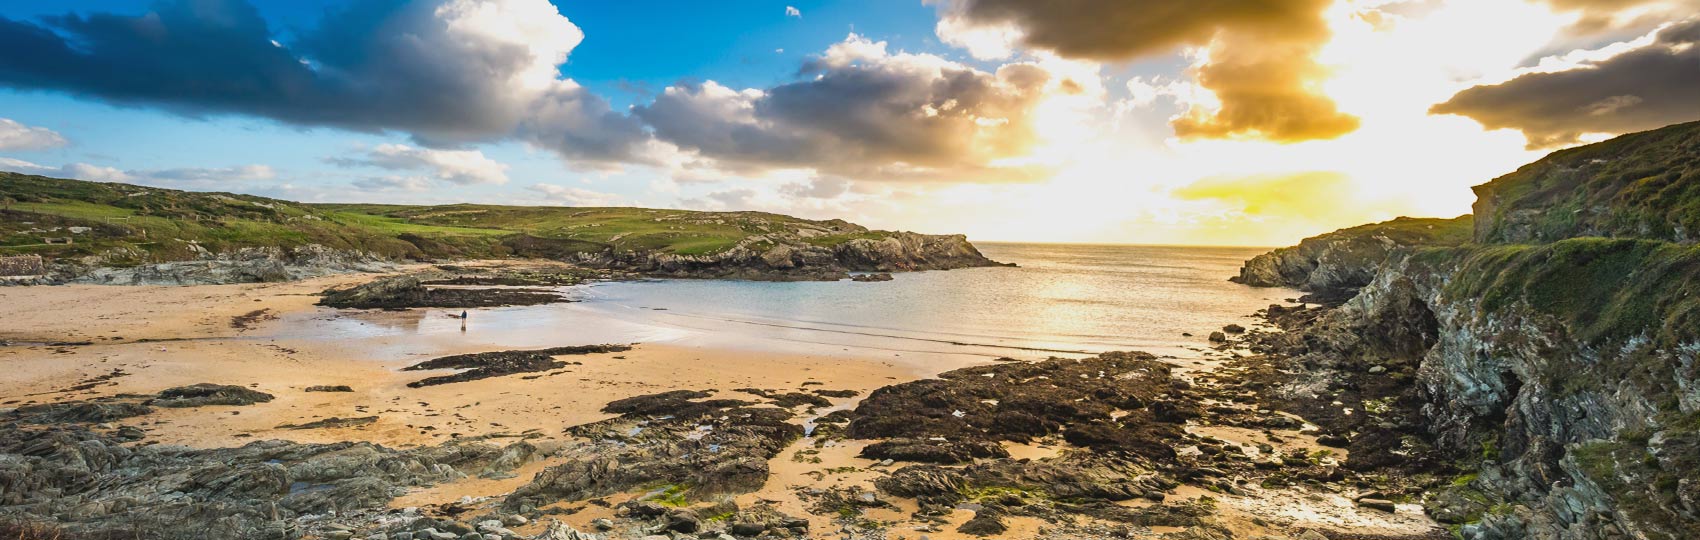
[12,229,1008,287]
[1220,122,1700,540]
[0,342,1450,540]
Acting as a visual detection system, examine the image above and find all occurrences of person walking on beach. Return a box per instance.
[460,310,468,332]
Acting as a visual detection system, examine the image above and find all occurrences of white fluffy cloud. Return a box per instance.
[0,158,276,187]
[331,144,509,185]
[779,176,852,199]
[352,176,435,192]
[0,119,67,151]
[636,34,1061,182]
[527,183,625,206]
[786,6,801,18]
[141,165,277,183]
[0,0,648,165]
[1,158,131,182]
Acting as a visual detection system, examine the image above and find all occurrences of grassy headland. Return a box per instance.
[0,172,949,272]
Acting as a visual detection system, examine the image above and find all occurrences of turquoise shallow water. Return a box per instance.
[280,243,1297,366]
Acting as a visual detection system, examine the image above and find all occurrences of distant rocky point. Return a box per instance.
[0,173,1007,285]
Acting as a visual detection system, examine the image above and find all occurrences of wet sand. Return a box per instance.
[0,274,921,449]
[0,267,1439,538]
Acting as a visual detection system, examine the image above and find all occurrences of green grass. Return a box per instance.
[648,483,691,507]
[1428,238,1700,347]
[0,172,899,263]
[1473,120,1700,244]
[319,210,510,237]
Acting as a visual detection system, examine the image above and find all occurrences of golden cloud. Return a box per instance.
[937,0,1359,142]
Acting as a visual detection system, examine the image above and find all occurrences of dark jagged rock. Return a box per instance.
[0,419,537,539]
[736,388,832,409]
[848,352,1189,462]
[276,416,379,430]
[403,345,630,387]
[504,390,803,510]
[878,456,1168,508]
[303,385,353,393]
[11,385,274,425]
[318,275,564,309]
[859,438,1009,464]
[956,509,1008,536]
[851,272,894,282]
[10,400,153,424]
[151,383,274,408]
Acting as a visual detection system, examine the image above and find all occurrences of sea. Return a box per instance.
[288,243,1298,369]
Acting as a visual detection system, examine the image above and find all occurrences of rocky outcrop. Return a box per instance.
[504,389,808,510]
[0,400,538,539]
[1231,216,1472,300]
[56,244,393,286]
[151,383,275,408]
[401,345,631,387]
[318,275,565,309]
[568,231,1009,281]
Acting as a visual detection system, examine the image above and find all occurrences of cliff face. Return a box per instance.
[1375,244,1698,539]
[1231,216,1472,299]
[1238,122,1700,539]
[58,244,394,285]
[566,230,1007,280]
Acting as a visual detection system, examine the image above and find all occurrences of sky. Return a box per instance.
[0,0,1695,246]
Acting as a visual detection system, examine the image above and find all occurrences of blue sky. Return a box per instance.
[0,0,1693,245]
[0,0,1093,212]
[0,1,968,204]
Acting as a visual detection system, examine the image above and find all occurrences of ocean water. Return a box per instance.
[571,243,1293,357]
[287,243,1297,367]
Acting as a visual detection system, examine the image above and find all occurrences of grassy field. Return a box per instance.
[0,172,888,265]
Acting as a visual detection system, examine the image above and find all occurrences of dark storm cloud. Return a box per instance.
[1432,19,1700,149]
[635,38,1054,182]
[936,0,1358,142]
[0,0,650,164]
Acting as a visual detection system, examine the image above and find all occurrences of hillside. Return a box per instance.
[1472,119,1700,244]
[1231,121,1700,540]
[0,173,1002,283]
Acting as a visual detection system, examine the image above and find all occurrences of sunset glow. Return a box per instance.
[1,0,1695,246]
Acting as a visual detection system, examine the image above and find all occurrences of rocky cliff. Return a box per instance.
[57,244,394,285]
[1231,216,1472,300]
[1236,122,1700,539]
[567,230,1007,280]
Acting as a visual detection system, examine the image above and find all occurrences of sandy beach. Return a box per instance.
[0,271,920,449]
[0,264,1439,539]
